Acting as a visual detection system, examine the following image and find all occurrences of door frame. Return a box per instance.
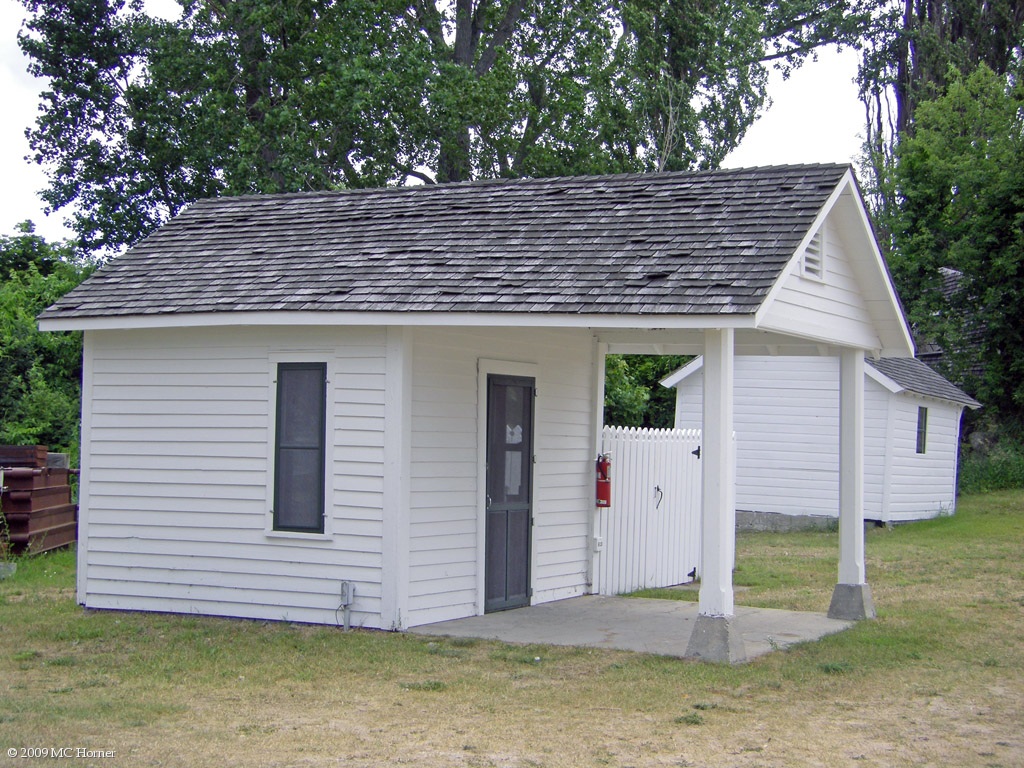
[477,358,538,615]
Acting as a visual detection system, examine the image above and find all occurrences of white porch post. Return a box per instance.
[381,327,413,630]
[590,339,608,595]
[686,328,745,662]
[829,348,876,620]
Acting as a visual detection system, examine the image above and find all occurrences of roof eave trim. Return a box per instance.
[864,364,904,394]
[843,172,917,356]
[660,357,704,388]
[38,310,760,333]
[899,388,982,409]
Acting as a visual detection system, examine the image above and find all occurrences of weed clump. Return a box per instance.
[674,712,704,725]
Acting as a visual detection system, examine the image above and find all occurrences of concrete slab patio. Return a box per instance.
[412,595,854,662]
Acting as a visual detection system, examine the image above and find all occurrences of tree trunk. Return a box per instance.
[433,0,527,183]
[220,1,287,191]
[438,127,473,184]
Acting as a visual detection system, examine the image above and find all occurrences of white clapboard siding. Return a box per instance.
[863,384,891,518]
[595,426,701,595]
[884,396,961,521]
[674,357,844,517]
[671,356,964,522]
[80,326,389,629]
[405,327,595,627]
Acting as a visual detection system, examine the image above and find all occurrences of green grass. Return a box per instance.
[1,492,1022,767]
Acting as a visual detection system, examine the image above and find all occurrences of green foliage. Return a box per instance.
[885,64,1024,422]
[854,4,1024,440]
[603,355,649,427]
[0,224,91,461]
[0,222,76,280]
[604,354,688,428]
[19,0,880,253]
[959,440,1024,495]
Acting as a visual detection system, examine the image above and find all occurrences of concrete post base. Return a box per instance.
[685,615,747,664]
[828,583,876,621]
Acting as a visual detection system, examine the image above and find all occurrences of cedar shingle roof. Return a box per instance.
[40,164,850,321]
[867,357,981,408]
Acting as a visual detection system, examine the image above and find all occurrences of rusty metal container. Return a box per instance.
[0,445,49,468]
[0,445,78,555]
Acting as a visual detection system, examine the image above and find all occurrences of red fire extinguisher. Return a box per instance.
[596,453,612,507]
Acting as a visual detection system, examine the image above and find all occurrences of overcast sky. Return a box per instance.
[1,0,865,244]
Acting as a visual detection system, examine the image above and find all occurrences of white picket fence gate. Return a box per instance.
[594,426,702,596]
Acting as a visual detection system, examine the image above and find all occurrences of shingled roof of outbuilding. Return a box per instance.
[41,163,851,321]
[867,357,981,408]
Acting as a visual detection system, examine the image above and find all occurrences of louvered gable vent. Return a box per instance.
[801,224,826,281]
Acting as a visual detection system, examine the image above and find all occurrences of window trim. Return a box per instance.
[915,405,928,454]
[267,358,331,537]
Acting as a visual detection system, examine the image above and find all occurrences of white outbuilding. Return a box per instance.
[662,355,980,524]
[40,164,915,661]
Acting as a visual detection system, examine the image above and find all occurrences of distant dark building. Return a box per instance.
[915,267,986,391]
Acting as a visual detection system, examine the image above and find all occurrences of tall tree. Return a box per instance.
[20,0,881,253]
[856,0,1024,219]
[0,224,92,458]
[886,64,1024,424]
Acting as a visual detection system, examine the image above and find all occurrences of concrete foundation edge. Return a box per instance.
[684,615,747,664]
[736,510,837,532]
[828,583,876,621]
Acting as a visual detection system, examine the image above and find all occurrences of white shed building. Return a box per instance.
[663,355,980,524]
[41,165,914,658]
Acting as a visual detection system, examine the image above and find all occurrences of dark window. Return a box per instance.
[273,363,327,533]
[916,406,928,454]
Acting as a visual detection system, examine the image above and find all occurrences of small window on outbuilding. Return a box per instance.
[916,406,928,454]
[801,224,826,281]
[273,362,327,533]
